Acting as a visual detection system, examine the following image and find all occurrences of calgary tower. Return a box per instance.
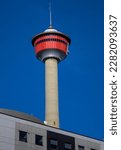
[32,8,71,128]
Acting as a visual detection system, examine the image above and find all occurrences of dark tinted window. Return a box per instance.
[78,145,84,150]
[64,143,72,149]
[47,131,75,150]
[19,130,27,142]
[35,134,43,146]
[50,139,58,150]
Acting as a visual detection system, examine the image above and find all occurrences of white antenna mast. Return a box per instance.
[49,0,53,28]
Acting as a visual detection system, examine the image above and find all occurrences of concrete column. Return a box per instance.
[45,58,59,128]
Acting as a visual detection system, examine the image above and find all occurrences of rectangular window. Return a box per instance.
[19,130,27,142]
[50,139,58,150]
[64,143,72,150]
[91,149,96,150]
[78,145,84,150]
[35,134,43,146]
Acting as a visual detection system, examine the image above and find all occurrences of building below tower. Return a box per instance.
[0,109,104,150]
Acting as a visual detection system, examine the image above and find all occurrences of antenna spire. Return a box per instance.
[49,0,53,28]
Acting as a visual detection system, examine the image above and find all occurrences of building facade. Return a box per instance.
[0,109,103,150]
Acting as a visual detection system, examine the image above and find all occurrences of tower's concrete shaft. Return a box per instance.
[45,58,59,128]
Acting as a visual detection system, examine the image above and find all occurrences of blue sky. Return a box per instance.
[0,0,104,140]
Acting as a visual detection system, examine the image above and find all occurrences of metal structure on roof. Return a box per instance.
[0,108,44,125]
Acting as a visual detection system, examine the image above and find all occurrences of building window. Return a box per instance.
[19,130,27,142]
[50,139,58,150]
[35,134,43,146]
[91,149,96,150]
[78,145,85,150]
[64,143,72,150]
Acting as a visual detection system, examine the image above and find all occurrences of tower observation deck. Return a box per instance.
[32,25,71,128]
